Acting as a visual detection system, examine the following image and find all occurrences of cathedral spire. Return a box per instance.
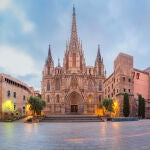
[69,6,78,49]
[46,44,53,64]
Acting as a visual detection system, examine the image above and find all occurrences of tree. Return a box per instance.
[99,98,114,117]
[138,95,145,118]
[28,96,46,116]
[123,93,130,117]
[141,98,145,118]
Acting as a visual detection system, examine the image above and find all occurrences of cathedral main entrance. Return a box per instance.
[65,91,84,114]
[71,105,78,112]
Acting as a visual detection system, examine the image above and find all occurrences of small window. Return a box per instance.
[108,87,110,92]
[7,90,11,97]
[128,89,131,93]
[112,84,113,89]
[123,88,126,92]
[89,68,91,74]
[113,89,115,95]
[23,95,26,100]
[123,77,125,81]
[128,78,131,82]
[13,92,16,98]
[23,106,25,114]
[136,73,140,79]
[14,104,16,110]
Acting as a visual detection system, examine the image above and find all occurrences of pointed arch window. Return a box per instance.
[88,95,93,103]
[98,66,101,76]
[47,81,50,91]
[72,53,76,67]
[47,95,50,103]
[56,95,60,103]
[55,79,60,90]
[88,80,93,91]
[48,66,50,75]
[71,76,78,89]
[99,81,102,91]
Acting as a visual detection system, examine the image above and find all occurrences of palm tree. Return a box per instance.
[28,96,46,116]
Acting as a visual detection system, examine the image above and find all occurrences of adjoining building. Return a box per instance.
[133,68,150,117]
[41,7,106,115]
[0,73,34,119]
[104,53,150,117]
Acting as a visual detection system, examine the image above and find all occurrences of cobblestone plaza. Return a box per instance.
[0,120,150,150]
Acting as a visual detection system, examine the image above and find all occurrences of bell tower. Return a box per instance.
[95,45,105,77]
[43,45,54,76]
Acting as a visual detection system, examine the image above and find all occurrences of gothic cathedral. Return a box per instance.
[41,7,106,115]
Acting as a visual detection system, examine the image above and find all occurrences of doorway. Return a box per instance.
[71,105,78,112]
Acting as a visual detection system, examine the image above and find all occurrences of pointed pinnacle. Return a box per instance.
[58,58,61,67]
[47,44,53,63]
[73,5,75,15]
[95,44,102,63]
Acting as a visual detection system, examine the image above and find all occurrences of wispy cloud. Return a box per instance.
[0,45,39,76]
[0,0,35,32]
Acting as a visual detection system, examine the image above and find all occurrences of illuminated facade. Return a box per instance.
[41,7,106,115]
[104,53,150,117]
[0,74,33,119]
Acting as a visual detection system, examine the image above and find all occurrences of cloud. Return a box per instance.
[0,0,35,32]
[0,0,11,10]
[0,45,40,77]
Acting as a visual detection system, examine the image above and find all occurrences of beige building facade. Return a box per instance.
[0,74,33,119]
[41,7,106,115]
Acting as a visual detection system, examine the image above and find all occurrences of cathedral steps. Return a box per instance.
[40,115,104,122]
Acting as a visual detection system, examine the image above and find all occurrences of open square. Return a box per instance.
[0,120,150,150]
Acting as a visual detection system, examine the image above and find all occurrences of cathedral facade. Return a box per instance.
[41,7,106,115]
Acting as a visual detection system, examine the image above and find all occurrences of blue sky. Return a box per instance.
[0,0,150,90]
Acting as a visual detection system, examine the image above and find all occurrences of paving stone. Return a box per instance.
[0,120,150,150]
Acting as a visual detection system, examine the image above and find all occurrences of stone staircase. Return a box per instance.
[40,115,104,122]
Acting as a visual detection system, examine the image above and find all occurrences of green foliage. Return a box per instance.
[28,96,46,116]
[99,98,114,116]
[123,93,130,117]
[138,95,145,118]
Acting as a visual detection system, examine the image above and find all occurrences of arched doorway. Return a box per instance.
[65,91,84,114]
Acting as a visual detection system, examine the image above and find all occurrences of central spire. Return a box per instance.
[69,6,78,50]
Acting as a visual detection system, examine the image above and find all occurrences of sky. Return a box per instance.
[0,0,150,90]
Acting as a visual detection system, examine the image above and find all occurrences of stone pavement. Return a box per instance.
[0,120,150,150]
